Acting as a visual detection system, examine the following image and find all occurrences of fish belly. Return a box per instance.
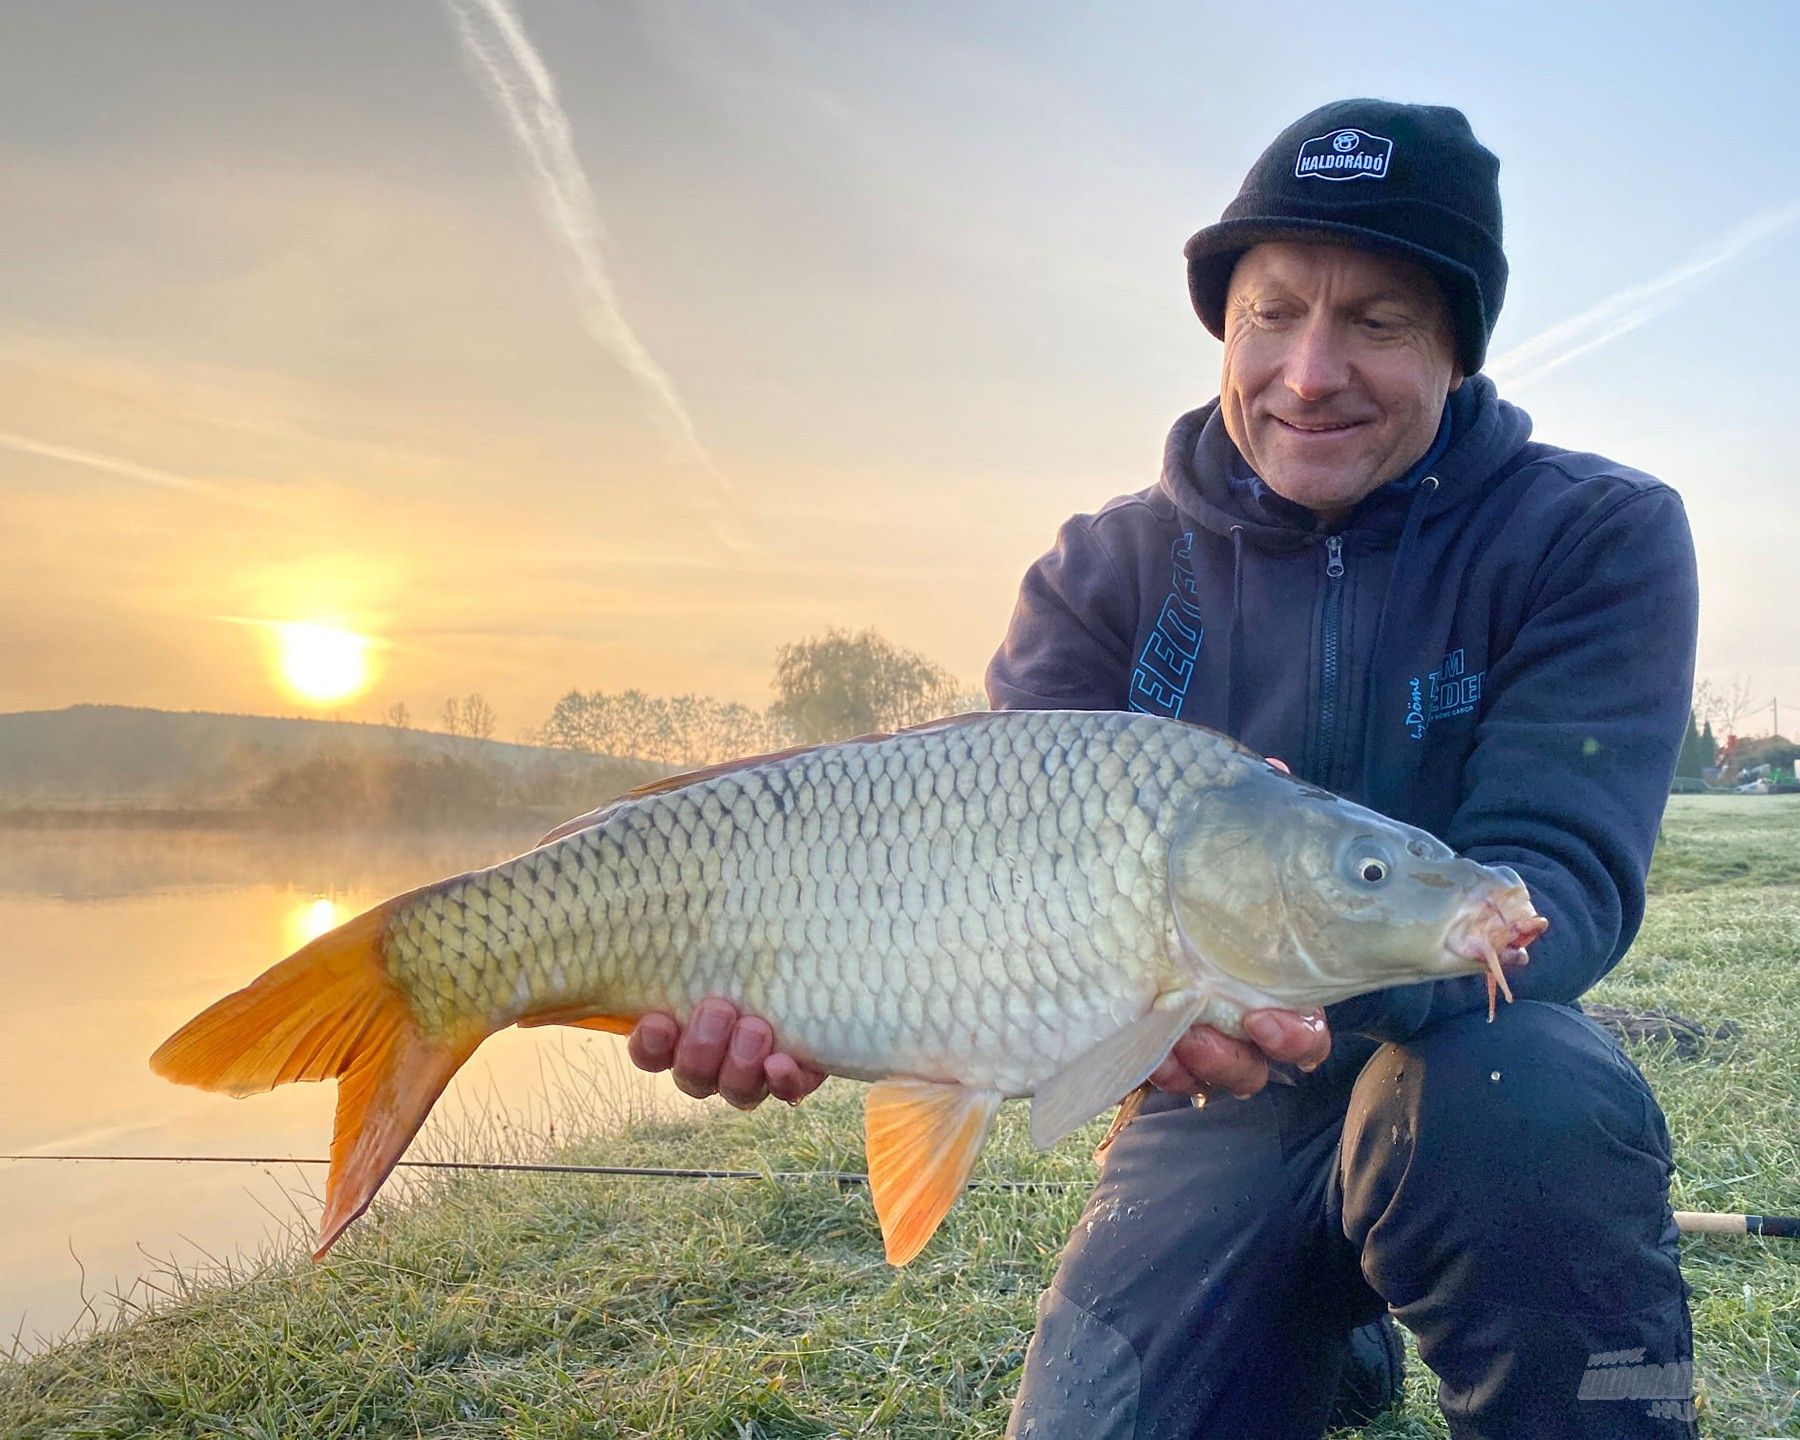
[380,711,1245,1095]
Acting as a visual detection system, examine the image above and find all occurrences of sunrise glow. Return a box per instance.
[284,896,348,953]
[272,622,373,706]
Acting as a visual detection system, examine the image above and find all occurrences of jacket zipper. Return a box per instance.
[1318,534,1346,786]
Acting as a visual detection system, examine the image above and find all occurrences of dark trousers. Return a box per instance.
[1007,1001,1697,1439]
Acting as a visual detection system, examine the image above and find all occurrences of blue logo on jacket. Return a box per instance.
[1407,648,1484,739]
[1129,533,1204,717]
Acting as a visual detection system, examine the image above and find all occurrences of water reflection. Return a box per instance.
[0,826,692,1356]
[0,824,539,903]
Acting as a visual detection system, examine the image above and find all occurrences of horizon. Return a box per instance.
[4,2,1797,737]
[4,695,1795,758]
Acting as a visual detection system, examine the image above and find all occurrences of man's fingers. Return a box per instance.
[1243,1008,1331,1070]
[628,1012,678,1073]
[670,997,737,1099]
[645,998,822,1109]
[766,1053,828,1104]
[718,1016,774,1109]
[1170,1024,1268,1098]
[1151,1013,1327,1099]
[646,999,1315,1111]
[1148,1053,1204,1095]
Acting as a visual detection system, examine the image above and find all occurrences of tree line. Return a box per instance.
[534,628,984,767]
[1676,681,1797,784]
[248,629,980,825]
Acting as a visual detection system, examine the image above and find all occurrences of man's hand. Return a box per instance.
[627,998,827,1110]
[1148,1008,1330,1099]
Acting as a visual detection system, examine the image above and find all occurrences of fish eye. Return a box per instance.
[1356,857,1389,884]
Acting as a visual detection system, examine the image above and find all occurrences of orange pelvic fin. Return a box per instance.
[863,1077,1001,1266]
[149,897,483,1258]
[516,1004,637,1036]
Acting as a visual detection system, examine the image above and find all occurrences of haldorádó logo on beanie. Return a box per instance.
[1294,127,1393,182]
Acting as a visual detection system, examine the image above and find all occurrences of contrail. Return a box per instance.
[1487,204,1800,391]
[443,0,731,493]
[0,428,227,498]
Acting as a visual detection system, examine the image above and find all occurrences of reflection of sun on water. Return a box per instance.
[285,896,348,952]
[271,622,374,706]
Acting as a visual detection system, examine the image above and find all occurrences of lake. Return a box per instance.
[0,825,692,1355]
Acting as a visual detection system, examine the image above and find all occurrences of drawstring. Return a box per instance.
[1224,525,1246,739]
[1360,475,1439,798]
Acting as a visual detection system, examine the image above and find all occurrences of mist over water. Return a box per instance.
[0,827,686,1355]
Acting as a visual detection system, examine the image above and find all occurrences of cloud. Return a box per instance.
[442,0,730,493]
[0,427,228,499]
[1487,204,1800,390]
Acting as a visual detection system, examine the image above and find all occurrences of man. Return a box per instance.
[631,100,1701,1438]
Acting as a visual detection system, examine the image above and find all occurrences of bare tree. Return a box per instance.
[439,693,497,742]
[382,700,411,732]
[539,690,594,751]
[1692,676,1756,737]
[459,694,497,742]
[704,699,785,760]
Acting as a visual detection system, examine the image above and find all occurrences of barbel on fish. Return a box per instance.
[151,710,1545,1265]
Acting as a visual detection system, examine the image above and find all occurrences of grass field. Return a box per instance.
[2,796,1797,1437]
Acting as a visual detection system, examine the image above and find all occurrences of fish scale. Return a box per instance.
[383,709,1199,1093]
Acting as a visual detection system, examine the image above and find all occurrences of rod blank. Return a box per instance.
[3,1155,1795,1234]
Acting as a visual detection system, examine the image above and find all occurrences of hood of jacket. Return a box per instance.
[1156,373,1534,547]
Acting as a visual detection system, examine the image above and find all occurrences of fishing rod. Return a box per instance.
[1670,1210,1799,1239]
[3,1154,1796,1235]
[0,1153,1071,1193]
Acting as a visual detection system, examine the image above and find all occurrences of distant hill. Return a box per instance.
[0,705,657,810]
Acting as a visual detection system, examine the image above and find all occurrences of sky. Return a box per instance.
[2,0,1797,739]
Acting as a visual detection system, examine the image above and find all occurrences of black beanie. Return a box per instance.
[1184,99,1506,374]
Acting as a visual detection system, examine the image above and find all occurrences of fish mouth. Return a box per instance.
[1446,871,1549,1021]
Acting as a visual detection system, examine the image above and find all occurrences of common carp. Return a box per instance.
[151,710,1545,1265]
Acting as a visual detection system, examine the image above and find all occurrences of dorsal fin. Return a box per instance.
[534,711,999,847]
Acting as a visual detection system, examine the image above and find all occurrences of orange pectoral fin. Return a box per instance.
[863,1078,1001,1266]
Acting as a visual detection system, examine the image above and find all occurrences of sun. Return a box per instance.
[273,622,374,706]
[284,896,348,952]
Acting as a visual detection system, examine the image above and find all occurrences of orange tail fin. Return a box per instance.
[149,898,484,1258]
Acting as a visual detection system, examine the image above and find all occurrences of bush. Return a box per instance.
[249,752,506,825]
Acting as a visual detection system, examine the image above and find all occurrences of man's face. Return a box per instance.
[1219,241,1462,523]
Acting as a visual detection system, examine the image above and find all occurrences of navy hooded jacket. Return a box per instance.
[985,375,1699,1042]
